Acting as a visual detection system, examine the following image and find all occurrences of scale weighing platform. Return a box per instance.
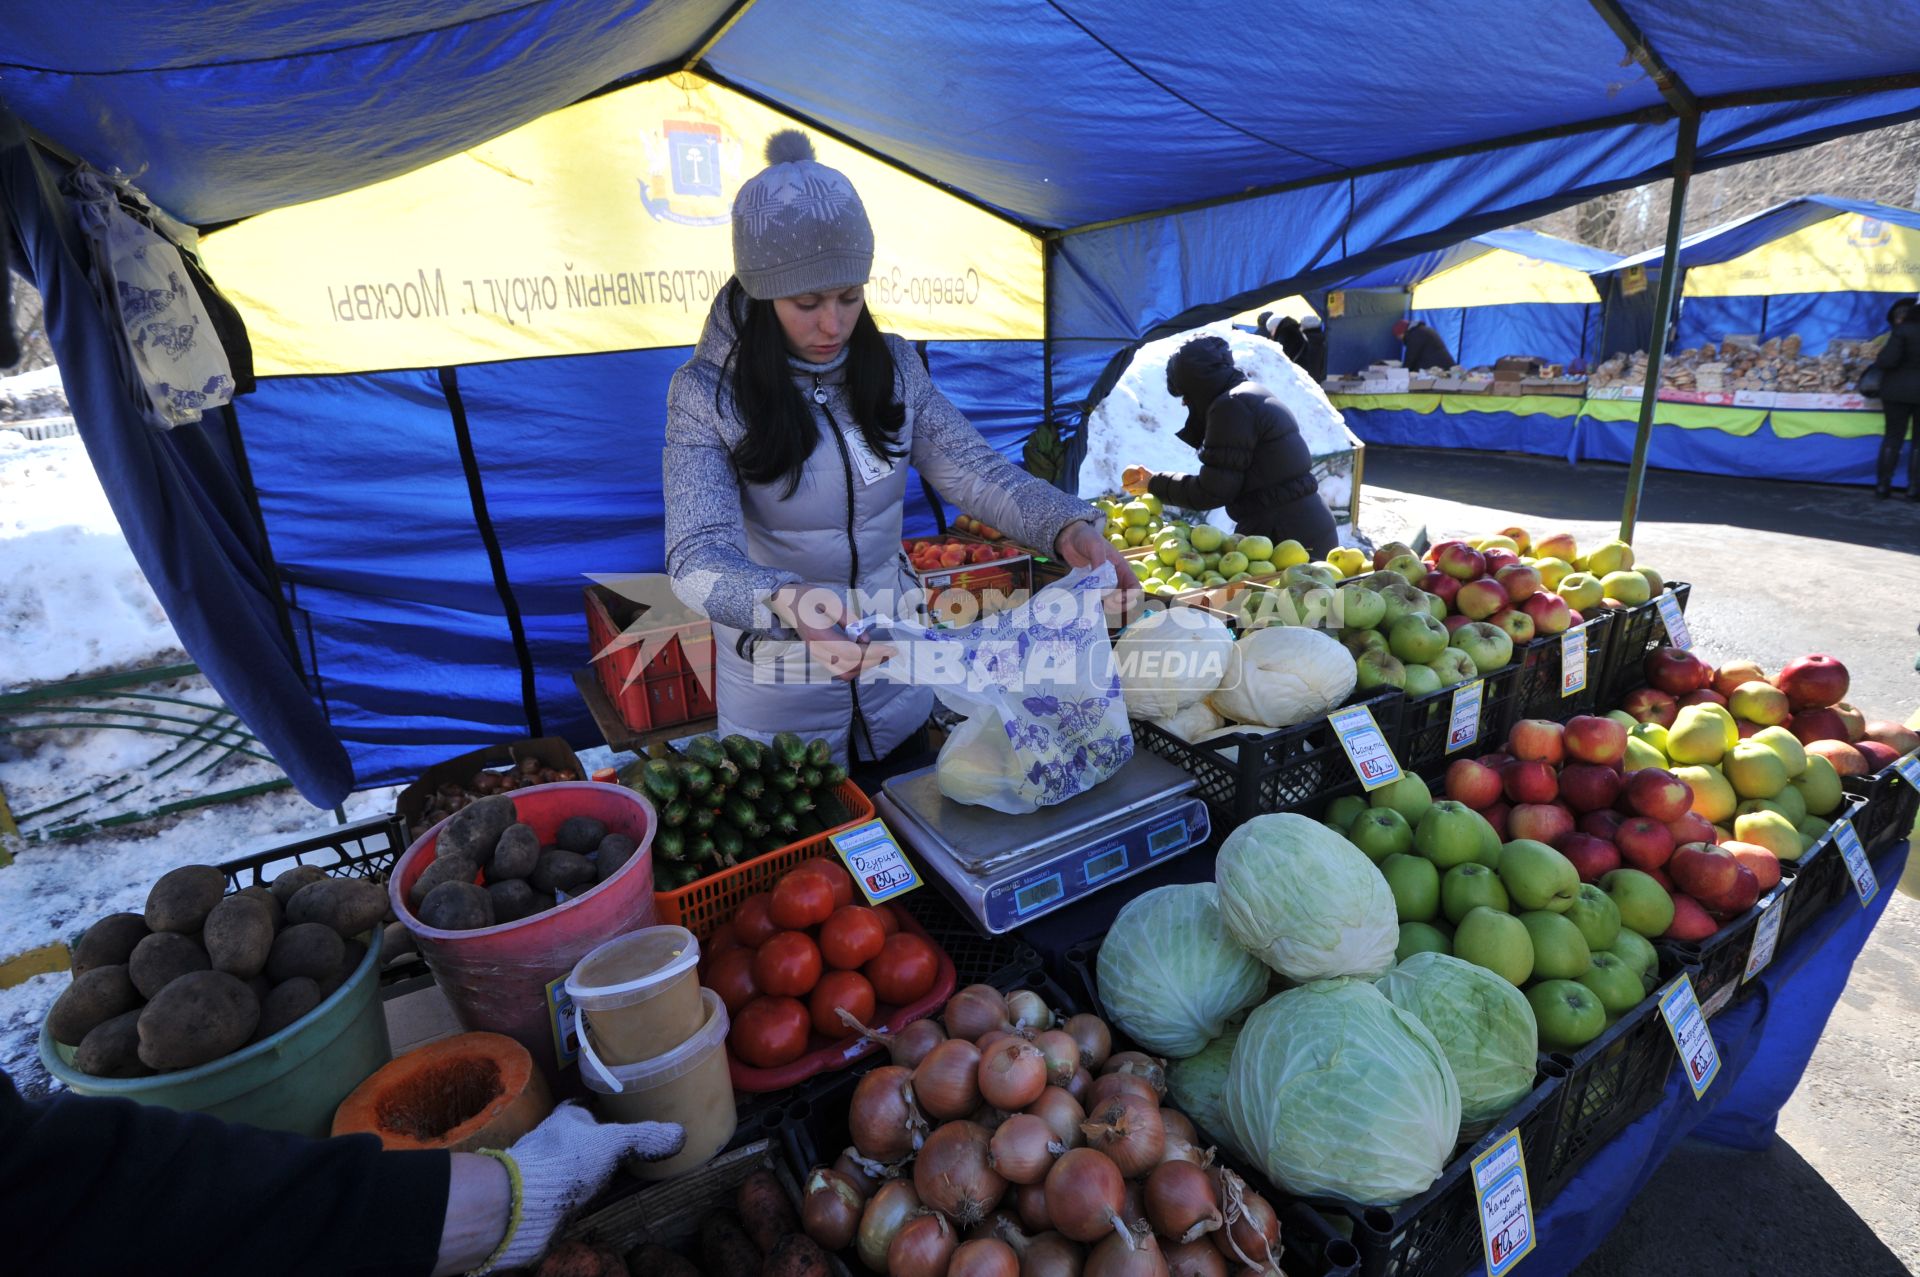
[874,750,1209,934]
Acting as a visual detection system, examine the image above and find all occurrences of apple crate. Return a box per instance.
[1593,582,1693,710]
[1392,662,1525,775]
[1776,795,1875,952]
[1511,608,1619,723]
[583,584,715,734]
[1842,757,1920,856]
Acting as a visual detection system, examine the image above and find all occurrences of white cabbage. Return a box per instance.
[1376,952,1538,1136]
[1155,699,1226,742]
[1166,1026,1245,1159]
[1116,608,1235,720]
[1215,814,1398,982]
[1208,627,1357,728]
[1096,883,1269,1057]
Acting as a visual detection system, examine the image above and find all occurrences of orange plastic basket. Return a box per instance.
[652,779,876,941]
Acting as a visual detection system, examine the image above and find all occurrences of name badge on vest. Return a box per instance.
[844,429,894,486]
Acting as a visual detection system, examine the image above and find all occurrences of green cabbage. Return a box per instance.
[1376,952,1538,1136]
[1215,814,1398,982]
[1225,980,1461,1205]
[1097,884,1268,1057]
[1166,1026,1245,1160]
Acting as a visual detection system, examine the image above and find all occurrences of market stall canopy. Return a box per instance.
[1334,230,1621,308]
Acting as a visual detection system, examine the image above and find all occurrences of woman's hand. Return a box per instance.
[770,584,896,682]
[1053,518,1147,624]
[1121,465,1152,496]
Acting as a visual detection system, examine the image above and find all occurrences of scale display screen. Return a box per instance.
[1013,875,1064,916]
[1083,845,1129,884]
[1147,817,1189,857]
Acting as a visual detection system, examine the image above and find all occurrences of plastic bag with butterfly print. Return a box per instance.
[896,563,1133,814]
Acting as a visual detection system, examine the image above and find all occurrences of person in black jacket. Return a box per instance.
[1122,335,1338,557]
[1872,296,1920,500]
[1,1067,682,1275]
[1393,318,1454,372]
[1270,314,1307,363]
[1299,313,1328,382]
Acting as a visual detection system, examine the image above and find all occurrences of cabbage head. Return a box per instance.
[1224,980,1461,1206]
[1097,884,1268,1057]
[1215,814,1398,982]
[1166,1026,1246,1160]
[1208,627,1356,729]
[1116,608,1235,721]
[1376,952,1538,1137]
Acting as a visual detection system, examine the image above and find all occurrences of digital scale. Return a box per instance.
[874,750,1210,934]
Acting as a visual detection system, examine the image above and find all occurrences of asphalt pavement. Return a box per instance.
[1360,447,1920,1276]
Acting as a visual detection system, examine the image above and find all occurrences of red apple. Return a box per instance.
[1864,720,1920,754]
[1445,758,1506,810]
[1621,686,1679,728]
[1615,816,1676,871]
[1564,715,1629,767]
[1456,578,1508,620]
[1855,740,1899,772]
[1495,564,1541,601]
[1627,767,1693,823]
[1698,862,1761,917]
[1670,842,1742,901]
[1559,763,1624,813]
[1712,659,1769,699]
[1832,702,1867,742]
[1567,607,1586,627]
[1490,608,1536,645]
[1555,832,1622,883]
[1521,591,1572,636]
[1644,866,1674,892]
[1789,708,1849,745]
[1482,801,1511,841]
[1484,549,1522,576]
[1377,541,1420,571]
[1722,840,1782,892]
[1645,648,1715,695]
[1477,752,1514,771]
[1504,760,1560,805]
[1509,802,1575,845]
[1580,809,1627,842]
[1423,539,1466,567]
[1737,720,1763,739]
[1666,811,1716,846]
[1664,893,1720,942]
[1774,654,1850,711]
[1508,719,1566,766]
[1437,543,1488,582]
[1679,688,1728,708]
[1443,614,1476,634]
[1420,571,1462,607]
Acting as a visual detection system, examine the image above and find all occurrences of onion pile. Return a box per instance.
[802,987,1281,1277]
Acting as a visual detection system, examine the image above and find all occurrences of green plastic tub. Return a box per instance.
[39,928,390,1138]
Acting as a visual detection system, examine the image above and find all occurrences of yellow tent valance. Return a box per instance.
[1685,214,1920,298]
[1410,247,1602,309]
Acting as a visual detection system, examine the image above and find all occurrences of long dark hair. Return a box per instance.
[721,281,907,497]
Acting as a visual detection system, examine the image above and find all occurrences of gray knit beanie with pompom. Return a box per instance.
[731,130,875,300]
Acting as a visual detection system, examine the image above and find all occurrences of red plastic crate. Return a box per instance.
[584,584,715,733]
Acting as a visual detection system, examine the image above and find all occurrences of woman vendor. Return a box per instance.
[664,132,1140,774]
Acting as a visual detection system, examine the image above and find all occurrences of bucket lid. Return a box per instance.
[564,925,700,1009]
[579,986,730,1095]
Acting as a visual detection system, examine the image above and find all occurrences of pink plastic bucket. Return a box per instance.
[390,781,657,1081]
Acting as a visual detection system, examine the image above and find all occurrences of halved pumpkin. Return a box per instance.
[332,1031,553,1152]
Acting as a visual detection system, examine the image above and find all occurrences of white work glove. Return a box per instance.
[474,1102,685,1272]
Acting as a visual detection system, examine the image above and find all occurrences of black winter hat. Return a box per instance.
[1166,335,1238,397]
[1887,297,1917,326]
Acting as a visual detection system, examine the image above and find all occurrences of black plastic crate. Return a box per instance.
[1656,888,1775,1022]
[896,885,1044,992]
[1777,796,1874,952]
[1511,608,1618,723]
[1132,689,1405,829]
[1537,976,1684,1200]
[1592,582,1693,711]
[1843,760,1920,856]
[1392,662,1524,775]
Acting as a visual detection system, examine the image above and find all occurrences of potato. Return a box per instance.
[266,923,345,984]
[408,854,479,911]
[536,1241,627,1277]
[420,881,495,931]
[486,823,541,881]
[530,849,595,896]
[75,1010,152,1078]
[47,965,141,1047]
[138,971,260,1071]
[487,878,540,924]
[246,974,273,1003]
[595,834,639,884]
[556,816,609,854]
[255,978,322,1040]
[129,932,212,1000]
[318,939,368,998]
[762,1234,831,1277]
[71,913,149,976]
[626,1244,702,1277]
[437,793,517,863]
[145,865,227,934]
[381,920,417,965]
[203,895,275,979]
[286,877,386,939]
[738,1168,801,1254]
[269,863,327,906]
[236,885,284,931]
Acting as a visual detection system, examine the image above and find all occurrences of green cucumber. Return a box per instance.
[655,862,701,890]
[800,767,824,789]
[685,735,728,769]
[820,762,849,788]
[787,789,817,816]
[772,731,807,768]
[690,806,716,833]
[662,799,691,829]
[637,760,681,805]
[679,761,713,796]
[655,827,687,861]
[813,791,848,827]
[689,833,716,863]
[726,795,759,830]
[805,738,833,769]
[772,811,800,839]
[723,735,765,771]
[713,825,744,862]
[713,758,741,788]
[737,772,766,802]
[768,768,800,793]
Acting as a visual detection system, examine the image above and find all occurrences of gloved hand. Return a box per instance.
[475,1102,684,1272]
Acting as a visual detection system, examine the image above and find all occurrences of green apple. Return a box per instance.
[1337,583,1387,631]
[1402,663,1444,697]
[1586,538,1635,576]
[1202,572,1228,587]
[1738,784,1807,827]
[1795,815,1833,848]
[1735,810,1803,862]
[1397,921,1453,961]
[1579,952,1646,1016]
[1156,542,1185,567]
[1790,752,1843,816]
[1563,883,1622,952]
[1382,853,1441,923]
[1607,930,1659,991]
[1606,710,1638,732]
[1284,563,1339,590]
[1355,649,1409,693]
[1629,720,1670,756]
[1527,979,1608,1051]
[1218,551,1250,578]
[1371,773,1433,825]
[1601,570,1651,606]
[1381,553,1426,583]
[1243,559,1276,578]
[1348,807,1414,862]
[1519,911,1592,980]
[1106,533,1131,550]
[1600,868,1676,939]
[1324,794,1369,834]
[1751,725,1808,779]
[1189,523,1225,553]
[1532,557,1574,590]
[1427,648,1480,689]
[1389,613,1449,664]
[1449,621,1514,674]
[1498,839,1581,913]
[1454,906,1535,987]
[1441,863,1511,923]
[1174,551,1206,577]
[1416,800,1499,870]
[1124,526,1150,546]
[1623,736,1668,773]
[1237,535,1275,563]
[1666,705,1727,766]
[1122,501,1154,527]
[1201,552,1223,572]
[1557,572,1603,611]
[1340,628,1390,658]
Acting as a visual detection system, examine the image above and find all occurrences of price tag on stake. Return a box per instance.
[1471,1130,1537,1277]
[1742,890,1788,984]
[829,819,924,905]
[1658,974,1722,1099]
[1447,680,1485,754]
[1654,593,1693,650]
[1560,625,1588,697]
[1330,705,1403,791]
[1833,819,1879,906]
[1894,750,1920,789]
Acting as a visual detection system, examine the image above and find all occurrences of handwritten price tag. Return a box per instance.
[1834,819,1879,907]
[1447,680,1485,754]
[1472,1130,1536,1277]
[1894,750,1920,789]
[829,819,923,905]
[1330,705,1403,791]
[1742,889,1788,984]
[1654,593,1692,650]
[1560,625,1588,697]
[1658,974,1722,1100]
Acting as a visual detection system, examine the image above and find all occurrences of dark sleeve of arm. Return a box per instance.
[1,1070,450,1277]
[1148,401,1251,512]
[1875,332,1903,370]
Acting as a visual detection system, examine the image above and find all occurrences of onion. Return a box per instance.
[1007,989,1052,1036]
[1144,1162,1221,1244]
[852,1065,929,1161]
[990,1112,1067,1185]
[1033,1029,1082,1088]
[1164,1239,1228,1277]
[1087,1226,1170,1277]
[859,1180,924,1272]
[1015,1182,1054,1234]
[978,1028,1016,1054]
[1066,1067,1094,1104]
[805,1167,867,1250]
[1024,1088,1087,1150]
[972,1105,1013,1133]
[951,1238,1021,1277]
[915,1121,1008,1228]
[981,1038,1050,1111]
[1081,1093,1166,1179]
[1101,1052,1168,1099]
[916,1039,986,1120]
[1087,1072,1158,1111]
[1064,1014,1112,1071]
[1012,1230,1085,1277]
[1209,1171,1279,1275]
[946,984,1014,1042]
[1158,1110,1197,1148]
[890,1211,959,1277]
[1044,1147,1130,1245]
[843,1011,948,1068]
[1155,1111,1207,1168]
[971,1210,1026,1244]
[836,1146,892,1197]
[1119,1181,1148,1233]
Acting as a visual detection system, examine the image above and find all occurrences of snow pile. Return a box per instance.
[1079,321,1361,530]
[0,364,68,423]
[0,431,183,689]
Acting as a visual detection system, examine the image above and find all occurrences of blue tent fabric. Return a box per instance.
[1673,291,1911,355]
[1412,301,1603,368]
[1341,400,1583,461]
[1605,194,1920,276]
[1335,226,1622,291]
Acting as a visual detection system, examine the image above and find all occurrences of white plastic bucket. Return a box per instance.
[578,986,736,1180]
[564,925,702,1063]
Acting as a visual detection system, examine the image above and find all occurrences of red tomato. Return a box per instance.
[809,970,877,1038]
[753,930,824,997]
[770,872,836,931]
[874,904,902,937]
[730,996,811,1069]
[864,932,938,1005]
[819,905,888,970]
[794,858,855,910]
[705,947,759,1015]
[705,921,744,956]
[733,893,779,947]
